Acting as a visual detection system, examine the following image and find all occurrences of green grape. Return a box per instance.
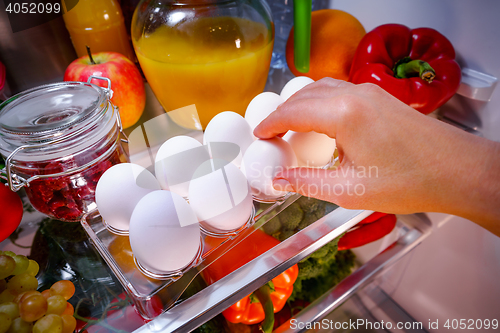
[6,273,38,294]
[46,295,66,316]
[0,290,16,303]
[60,315,76,333]
[10,256,29,276]
[25,260,39,277]
[33,314,63,333]
[61,302,73,316]
[14,291,41,304]
[1,251,15,257]
[49,281,75,301]
[7,318,33,333]
[41,290,51,300]
[0,312,12,333]
[0,302,20,320]
[19,294,47,322]
[0,255,16,279]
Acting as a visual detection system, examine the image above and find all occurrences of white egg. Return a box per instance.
[203,111,254,167]
[242,138,297,201]
[280,76,315,101]
[245,92,284,132]
[283,131,336,167]
[129,190,201,273]
[189,159,253,232]
[155,135,210,198]
[96,163,161,233]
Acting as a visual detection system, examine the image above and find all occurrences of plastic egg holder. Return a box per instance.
[252,190,289,203]
[81,133,296,318]
[93,167,258,280]
[96,155,258,279]
[199,206,256,238]
[81,192,297,319]
[133,235,205,280]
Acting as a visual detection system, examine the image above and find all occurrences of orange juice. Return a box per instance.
[133,17,273,129]
[62,0,135,60]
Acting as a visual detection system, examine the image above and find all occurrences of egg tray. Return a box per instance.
[81,192,304,320]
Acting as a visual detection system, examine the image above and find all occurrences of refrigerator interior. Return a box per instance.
[0,0,499,332]
[325,0,500,329]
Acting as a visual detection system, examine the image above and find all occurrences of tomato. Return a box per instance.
[0,185,23,242]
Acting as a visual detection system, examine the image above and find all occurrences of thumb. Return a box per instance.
[273,167,362,207]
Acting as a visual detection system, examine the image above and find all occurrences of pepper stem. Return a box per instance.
[393,57,435,83]
[86,45,97,65]
[254,284,275,333]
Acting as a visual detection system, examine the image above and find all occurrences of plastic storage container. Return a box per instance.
[0,76,128,221]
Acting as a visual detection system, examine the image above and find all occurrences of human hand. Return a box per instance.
[254,78,500,235]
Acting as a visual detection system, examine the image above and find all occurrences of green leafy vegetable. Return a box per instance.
[290,246,355,303]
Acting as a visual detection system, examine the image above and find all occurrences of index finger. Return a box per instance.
[252,99,327,138]
[254,78,352,139]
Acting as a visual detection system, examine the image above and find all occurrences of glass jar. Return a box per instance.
[0,77,128,222]
[131,0,274,129]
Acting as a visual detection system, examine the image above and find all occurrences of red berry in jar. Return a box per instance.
[0,78,129,221]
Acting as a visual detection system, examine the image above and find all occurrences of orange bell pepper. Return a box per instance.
[203,229,299,332]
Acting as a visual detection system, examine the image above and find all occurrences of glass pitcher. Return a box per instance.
[131,0,274,129]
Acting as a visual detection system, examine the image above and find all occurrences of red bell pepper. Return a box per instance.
[338,213,397,251]
[349,24,461,114]
[203,229,299,333]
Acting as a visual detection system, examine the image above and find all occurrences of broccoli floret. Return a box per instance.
[296,196,320,212]
[297,199,326,230]
[296,258,326,280]
[278,203,304,231]
[261,202,304,239]
[307,245,330,261]
[262,197,327,239]
[289,249,355,303]
[308,238,338,261]
[262,216,281,235]
[297,238,339,279]
[259,197,353,305]
[278,229,295,242]
[288,235,354,303]
[298,208,325,230]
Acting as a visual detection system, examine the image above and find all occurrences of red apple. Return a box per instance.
[64,50,146,129]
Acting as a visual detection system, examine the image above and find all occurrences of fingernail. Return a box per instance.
[273,178,293,192]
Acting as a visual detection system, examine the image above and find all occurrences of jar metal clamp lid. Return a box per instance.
[0,75,129,192]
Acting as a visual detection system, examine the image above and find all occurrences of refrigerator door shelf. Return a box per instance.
[133,207,373,333]
[456,68,498,102]
[274,213,432,333]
